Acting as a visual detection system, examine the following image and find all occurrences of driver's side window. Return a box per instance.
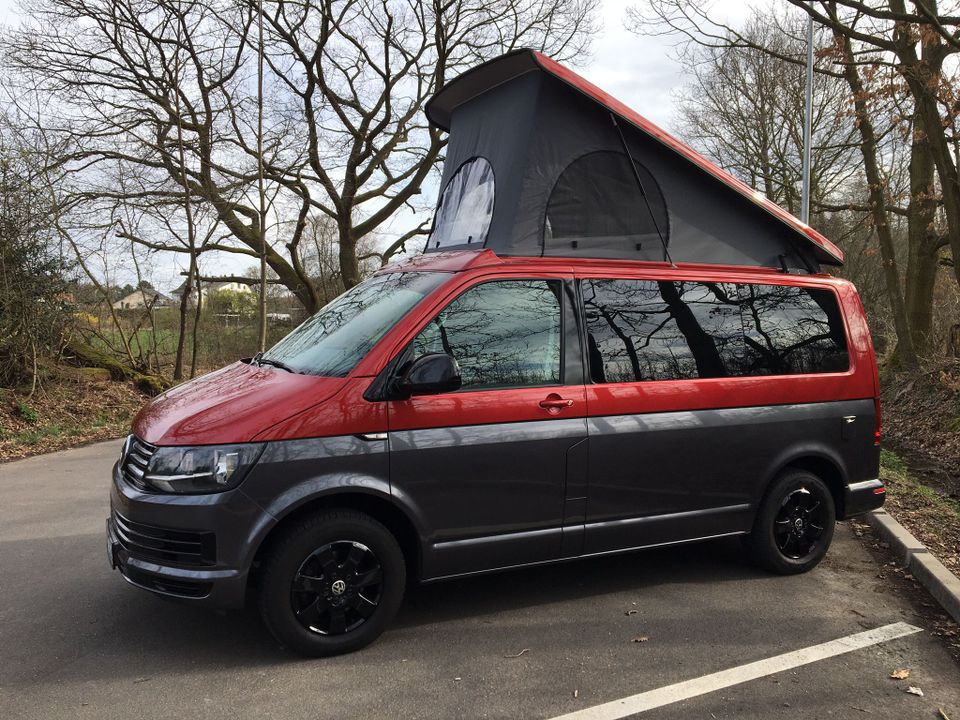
[410,280,562,391]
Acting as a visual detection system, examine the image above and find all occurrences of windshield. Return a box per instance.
[260,271,447,376]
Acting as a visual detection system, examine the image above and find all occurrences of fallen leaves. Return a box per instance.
[889,668,911,679]
[631,635,649,643]
[503,648,529,658]
[905,686,924,697]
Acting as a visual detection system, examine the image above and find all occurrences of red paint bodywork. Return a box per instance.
[133,361,346,445]
[133,251,879,446]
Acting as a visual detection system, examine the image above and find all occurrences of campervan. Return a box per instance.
[106,50,885,656]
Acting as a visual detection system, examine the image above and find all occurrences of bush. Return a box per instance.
[0,151,76,387]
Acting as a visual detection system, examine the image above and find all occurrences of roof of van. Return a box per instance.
[381,250,844,284]
[423,49,843,270]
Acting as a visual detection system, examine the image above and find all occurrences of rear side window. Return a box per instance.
[411,280,562,390]
[740,284,849,375]
[581,279,848,383]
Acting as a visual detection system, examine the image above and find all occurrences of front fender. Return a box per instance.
[234,435,429,570]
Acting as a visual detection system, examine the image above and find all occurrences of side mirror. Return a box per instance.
[396,353,462,397]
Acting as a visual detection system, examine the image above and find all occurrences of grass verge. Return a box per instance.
[0,367,147,462]
[880,447,960,576]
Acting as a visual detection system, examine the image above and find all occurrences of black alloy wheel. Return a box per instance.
[291,541,383,636]
[746,468,836,574]
[773,487,827,560]
[258,510,406,656]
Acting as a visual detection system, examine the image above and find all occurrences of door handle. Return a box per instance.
[539,394,574,414]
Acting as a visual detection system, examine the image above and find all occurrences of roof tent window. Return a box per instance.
[428,157,495,250]
[545,151,668,253]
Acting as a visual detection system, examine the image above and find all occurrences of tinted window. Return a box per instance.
[428,157,495,250]
[582,279,847,383]
[411,280,561,390]
[740,284,849,375]
[582,279,742,382]
[545,151,668,252]
[263,272,446,377]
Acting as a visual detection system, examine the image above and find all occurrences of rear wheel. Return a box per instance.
[258,510,406,656]
[746,468,835,575]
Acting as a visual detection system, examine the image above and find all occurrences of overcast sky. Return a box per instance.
[0,0,762,291]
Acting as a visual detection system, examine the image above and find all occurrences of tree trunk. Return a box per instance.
[889,0,960,290]
[339,227,361,290]
[834,29,917,368]
[173,251,195,381]
[904,127,939,355]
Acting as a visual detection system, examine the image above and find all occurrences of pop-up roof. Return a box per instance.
[423,49,842,271]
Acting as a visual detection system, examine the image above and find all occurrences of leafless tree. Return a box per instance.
[1,0,598,318]
[629,0,960,365]
[674,15,860,216]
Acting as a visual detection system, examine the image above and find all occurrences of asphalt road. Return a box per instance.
[1,439,958,720]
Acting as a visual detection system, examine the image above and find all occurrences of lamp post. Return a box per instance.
[801,13,814,225]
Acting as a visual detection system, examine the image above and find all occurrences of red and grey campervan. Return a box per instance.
[106,49,885,656]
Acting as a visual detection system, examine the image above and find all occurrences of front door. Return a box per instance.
[386,277,587,579]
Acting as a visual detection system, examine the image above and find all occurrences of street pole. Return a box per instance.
[801,12,814,225]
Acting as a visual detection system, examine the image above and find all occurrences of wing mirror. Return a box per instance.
[396,353,462,397]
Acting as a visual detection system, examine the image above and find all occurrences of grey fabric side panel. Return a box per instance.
[427,70,820,271]
[434,71,543,256]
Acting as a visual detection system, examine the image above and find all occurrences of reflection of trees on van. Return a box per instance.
[740,284,848,375]
[582,279,741,382]
[263,272,446,376]
[583,279,848,382]
[411,281,562,390]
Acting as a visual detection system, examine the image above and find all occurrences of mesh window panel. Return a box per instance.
[545,151,668,254]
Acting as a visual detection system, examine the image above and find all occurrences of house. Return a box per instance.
[169,280,255,303]
[112,288,177,311]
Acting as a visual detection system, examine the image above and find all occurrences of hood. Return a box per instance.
[133,361,347,446]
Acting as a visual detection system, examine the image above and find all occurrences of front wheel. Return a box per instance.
[258,510,406,656]
[745,468,836,575]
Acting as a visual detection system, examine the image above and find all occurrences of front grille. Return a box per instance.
[122,436,157,491]
[112,511,216,567]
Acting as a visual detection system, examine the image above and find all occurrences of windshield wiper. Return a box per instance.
[257,355,297,373]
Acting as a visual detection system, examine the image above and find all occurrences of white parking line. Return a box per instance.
[549,621,922,720]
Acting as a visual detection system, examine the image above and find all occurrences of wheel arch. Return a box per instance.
[248,487,426,595]
[765,449,848,519]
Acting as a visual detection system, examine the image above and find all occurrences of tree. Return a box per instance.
[674,15,860,217]
[1,0,598,315]
[0,132,75,391]
[628,0,960,364]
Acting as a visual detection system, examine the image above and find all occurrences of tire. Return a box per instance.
[745,468,836,575]
[257,510,406,656]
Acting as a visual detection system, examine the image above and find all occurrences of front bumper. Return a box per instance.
[106,460,271,608]
[843,478,886,518]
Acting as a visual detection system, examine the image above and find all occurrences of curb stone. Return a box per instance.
[864,509,960,625]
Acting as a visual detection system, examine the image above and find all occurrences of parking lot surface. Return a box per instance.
[1,439,958,720]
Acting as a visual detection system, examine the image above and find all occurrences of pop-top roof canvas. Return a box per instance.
[422,49,843,272]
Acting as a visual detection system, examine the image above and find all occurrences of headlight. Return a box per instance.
[143,443,265,494]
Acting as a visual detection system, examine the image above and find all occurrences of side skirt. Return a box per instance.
[420,529,748,584]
